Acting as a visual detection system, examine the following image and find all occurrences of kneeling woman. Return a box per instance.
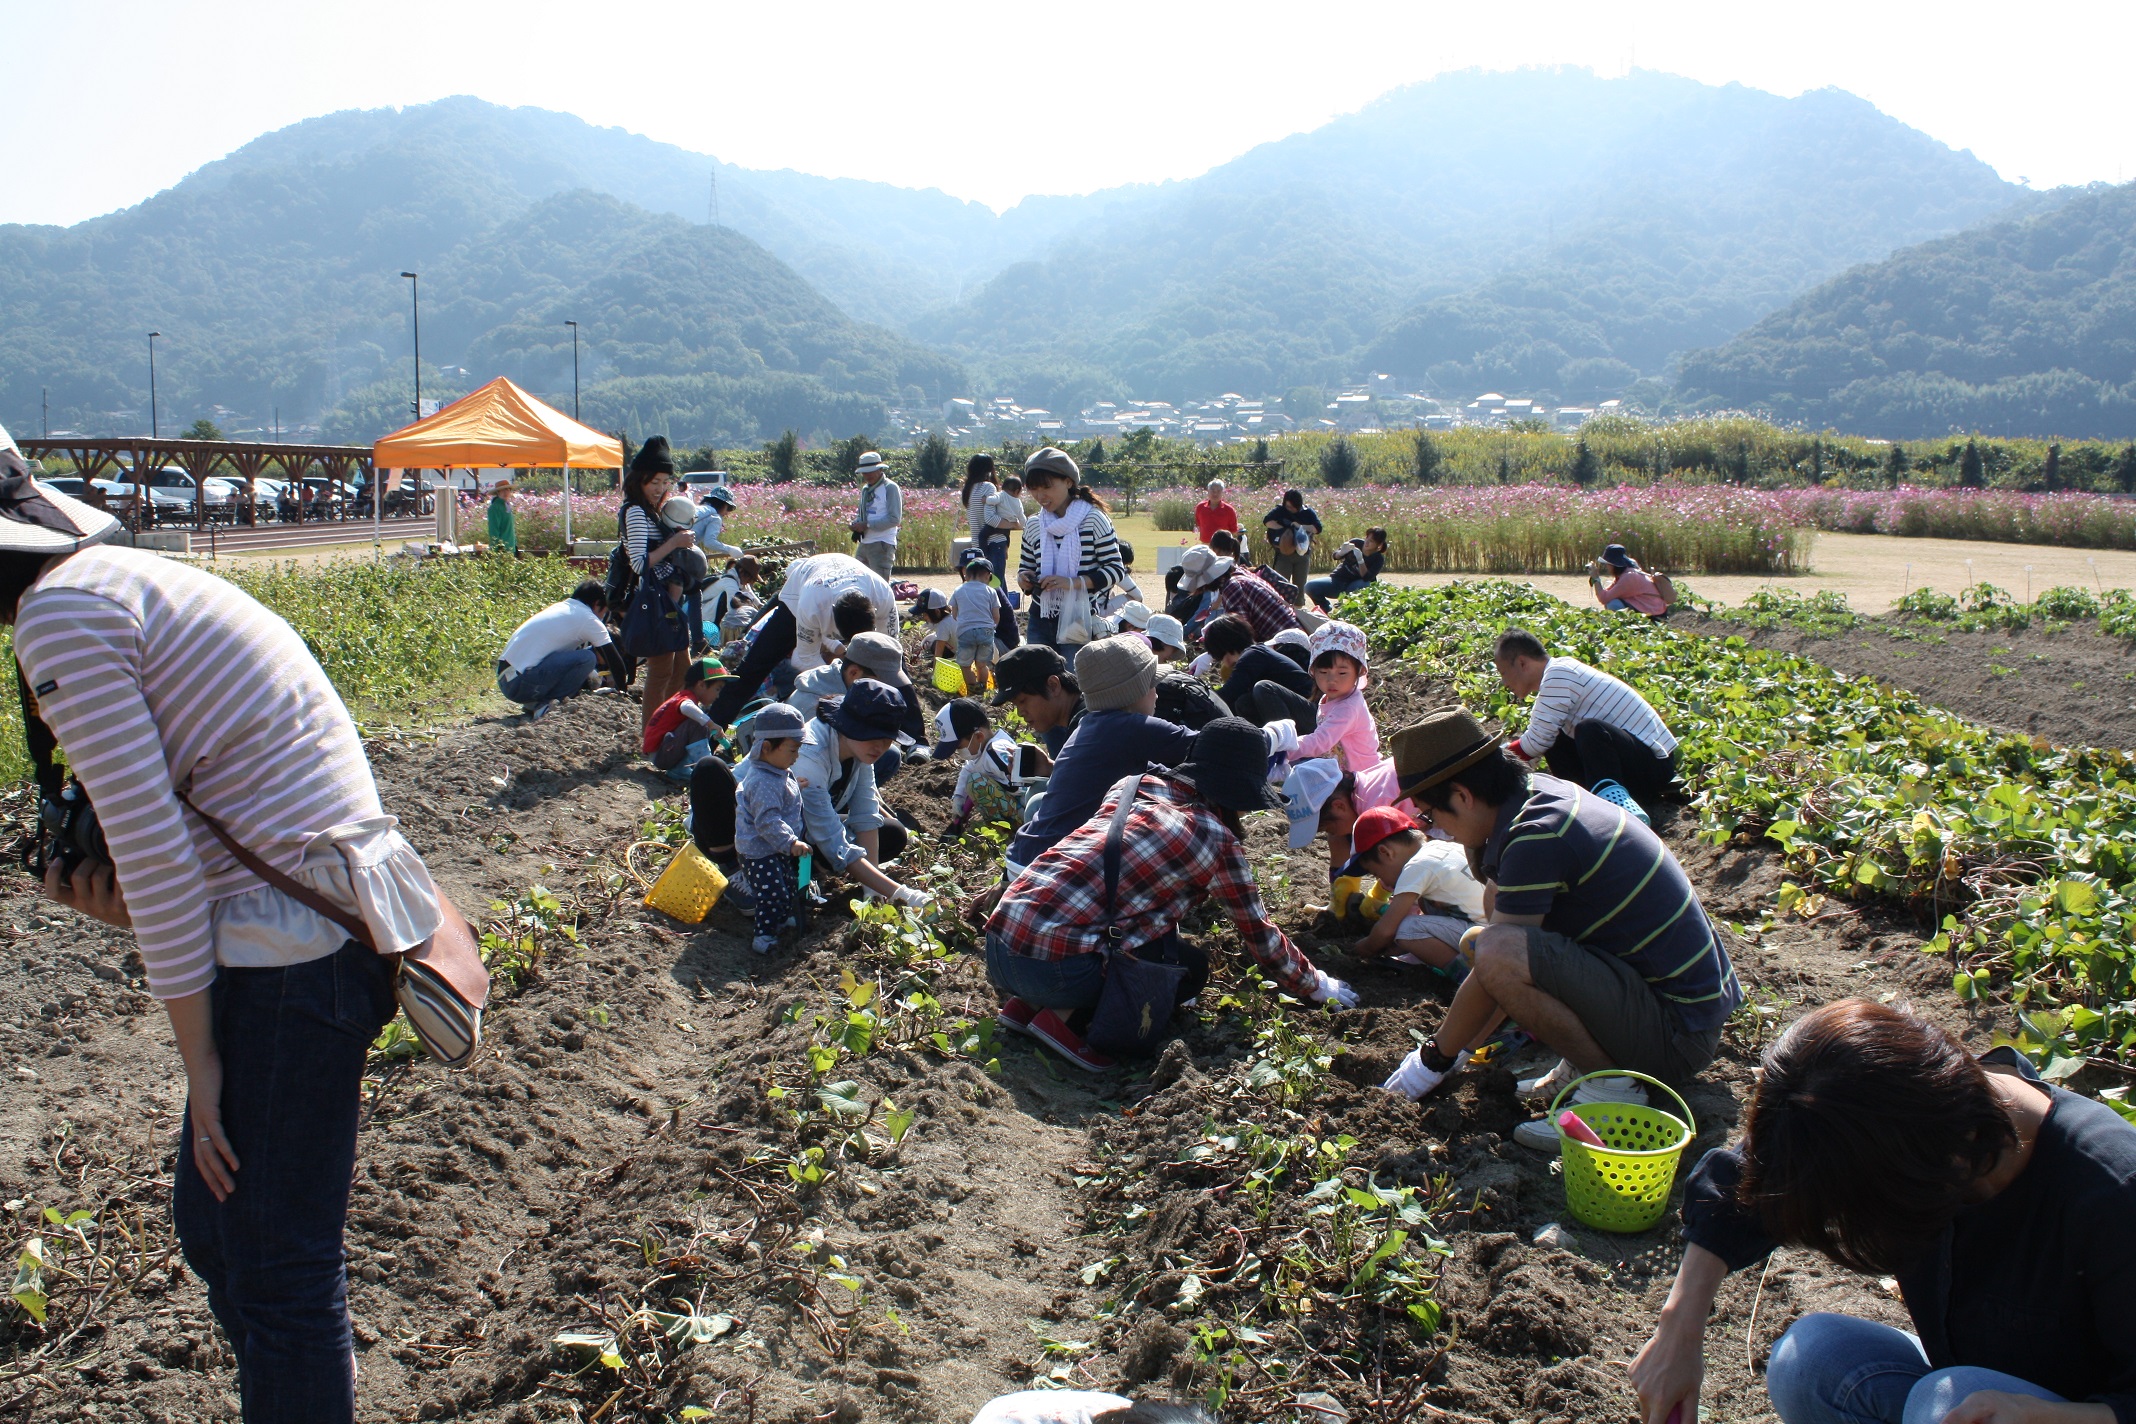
[1631,999,2135,1424]
[984,717,1358,1072]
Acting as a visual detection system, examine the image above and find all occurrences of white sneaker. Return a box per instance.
[1382,1047,1470,1100]
[1514,1075,1648,1152]
[1517,1058,1575,1102]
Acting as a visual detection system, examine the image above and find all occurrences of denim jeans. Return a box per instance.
[173,938,399,1424]
[496,646,597,707]
[660,738,714,783]
[1304,573,1364,611]
[985,931,1107,1013]
[1765,1312,2066,1424]
[983,534,1010,587]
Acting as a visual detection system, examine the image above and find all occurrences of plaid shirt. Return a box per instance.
[988,771,1316,995]
[1221,567,1301,642]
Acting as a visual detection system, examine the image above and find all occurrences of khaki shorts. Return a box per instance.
[1521,926,1721,1087]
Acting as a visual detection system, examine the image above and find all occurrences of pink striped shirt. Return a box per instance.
[15,547,388,1000]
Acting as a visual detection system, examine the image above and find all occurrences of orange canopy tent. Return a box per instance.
[371,377,621,546]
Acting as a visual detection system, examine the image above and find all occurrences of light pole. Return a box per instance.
[563,319,580,547]
[400,272,420,419]
[147,332,161,437]
[565,320,580,420]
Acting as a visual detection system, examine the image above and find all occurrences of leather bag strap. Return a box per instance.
[177,794,377,952]
[1097,773,1143,944]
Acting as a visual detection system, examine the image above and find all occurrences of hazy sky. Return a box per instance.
[6,0,2132,225]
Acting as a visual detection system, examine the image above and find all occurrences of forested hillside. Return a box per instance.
[0,147,962,445]
[1677,180,2136,438]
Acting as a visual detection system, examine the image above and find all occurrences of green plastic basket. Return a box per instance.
[1549,1070,1695,1234]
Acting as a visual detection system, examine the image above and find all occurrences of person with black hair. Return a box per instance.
[1492,627,1678,824]
[497,580,632,719]
[1631,1000,2136,1424]
[1305,527,1387,611]
[992,643,1085,757]
[1377,709,1741,1153]
[1202,614,1317,728]
[1017,447,1124,651]
[701,550,895,728]
[1262,487,1322,591]
[620,436,699,730]
[962,454,1010,583]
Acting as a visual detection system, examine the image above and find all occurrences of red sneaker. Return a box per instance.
[1026,1009,1114,1072]
[995,996,1039,1037]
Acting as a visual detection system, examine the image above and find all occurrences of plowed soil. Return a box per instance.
[0,639,2034,1423]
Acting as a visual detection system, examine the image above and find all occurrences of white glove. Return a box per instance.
[889,885,928,910]
[1263,720,1301,756]
[1309,970,1360,1010]
[1382,1046,1468,1100]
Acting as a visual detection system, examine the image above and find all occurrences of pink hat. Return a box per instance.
[1308,619,1369,669]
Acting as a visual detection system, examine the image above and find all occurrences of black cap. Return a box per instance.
[991,644,1068,705]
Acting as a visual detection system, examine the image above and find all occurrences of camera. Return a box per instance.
[26,779,109,882]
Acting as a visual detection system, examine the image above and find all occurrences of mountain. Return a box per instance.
[0,132,962,445]
[914,68,2024,402]
[1676,180,2136,439]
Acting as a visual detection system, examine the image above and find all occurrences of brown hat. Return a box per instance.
[1073,635,1157,711]
[1392,709,1503,796]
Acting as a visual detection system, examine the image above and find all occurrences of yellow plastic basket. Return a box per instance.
[643,841,729,924]
[933,657,967,693]
[1551,1070,1695,1233]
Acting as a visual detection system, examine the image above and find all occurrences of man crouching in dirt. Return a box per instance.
[2,427,449,1424]
[1377,710,1742,1152]
[984,716,1360,1072]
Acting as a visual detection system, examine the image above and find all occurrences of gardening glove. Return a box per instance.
[889,885,928,910]
[1263,720,1301,756]
[1309,970,1360,1010]
[1507,737,1531,762]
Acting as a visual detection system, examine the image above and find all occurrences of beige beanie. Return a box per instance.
[1074,635,1159,711]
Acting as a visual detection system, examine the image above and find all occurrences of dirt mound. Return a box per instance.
[0,663,2007,1422]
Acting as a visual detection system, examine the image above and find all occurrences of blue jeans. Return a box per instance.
[1305,573,1364,611]
[1765,1312,2065,1424]
[661,738,714,783]
[983,534,1010,587]
[497,646,596,707]
[173,939,399,1424]
[985,930,1106,1012]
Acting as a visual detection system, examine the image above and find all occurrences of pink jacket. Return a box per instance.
[1293,688,1380,772]
[1597,567,1666,616]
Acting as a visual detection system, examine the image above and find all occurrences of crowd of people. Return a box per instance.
[8,413,2130,1424]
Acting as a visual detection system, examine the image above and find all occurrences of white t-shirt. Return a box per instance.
[969,1392,1130,1424]
[1393,839,1487,920]
[501,599,612,672]
[986,487,1027,531]
[777,553,898,672]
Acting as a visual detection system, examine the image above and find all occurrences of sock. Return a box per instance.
[1421,1042,1458,1074]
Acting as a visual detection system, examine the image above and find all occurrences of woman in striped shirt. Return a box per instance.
[1,433,440,1423]
[620,437,699,731]
[1015,447,1124,653]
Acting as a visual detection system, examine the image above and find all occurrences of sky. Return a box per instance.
[5,0,2133,226]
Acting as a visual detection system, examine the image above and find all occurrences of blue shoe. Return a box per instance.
[721,873,755,912]
[1591,779,1651,826]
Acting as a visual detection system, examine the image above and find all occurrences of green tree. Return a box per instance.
[2042,443,2061,492]
[1809,438,1825,486]
[1319,436,1361,489]
[1496,451,1513,485]
[681,444,721,473]
[1569,437,1601,487]
[765,430,800,483]
[1117,427,1159,464]
[831,433,877,480]
[1412,430,1443,485]
[1249,437,1270,466]
[1884,441,1908,486]
[1959,437,1985,488]
[183,418,224,441]
[1084,438,1106,467]
[2115,444,2136,495]
[1284,386,1327,423]
[911,432,953,488]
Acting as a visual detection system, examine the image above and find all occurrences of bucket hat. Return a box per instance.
[1281,757,1345,849]
[703,483,737,509]
[749,701,807,741]
[1176,545,1234,595]
[1074,636,1158,712]
[1392,709,1505,797]
[1145,613,1188,653]
[1174,716,1285,815]
[1115,601,1152,630]
[1308,619,1369,669]
[1599,543,1636,570]
[831,679,906,741]
[840,631,910,684]
[0,426,120,554]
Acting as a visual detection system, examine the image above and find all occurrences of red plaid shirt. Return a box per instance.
[1221,567,1300,642]
[987,772,1316,995]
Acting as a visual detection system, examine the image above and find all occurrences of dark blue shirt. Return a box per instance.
[1482,772,1742,1032]
[1217,644,1313,714]
[1009,710,1197,867]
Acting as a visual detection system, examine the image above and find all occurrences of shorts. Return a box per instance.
[1393,911,1473,950]
[1520,926,1722,1086]
[956,630,997,665]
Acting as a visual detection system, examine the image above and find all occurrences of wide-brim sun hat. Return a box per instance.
[855,451,888,475]
[705,484,737,508]
[1176,545,1234,595]
[0,427,121,554]
[1175,716,1286,815]
[1282,757,1345,849]
[1308,619,1370,669]
[1392,709,1505,797]
[1600,543,1636,570]
[1116,601,1152,630]
[1145,613,1188,652]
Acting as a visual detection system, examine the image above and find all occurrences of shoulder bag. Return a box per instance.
[1082,776,1192,1059]
[183,802,490,1069]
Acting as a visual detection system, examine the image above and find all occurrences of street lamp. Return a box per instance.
[400,272,420,419]
[564,320,580,420]
[147,331,161,437]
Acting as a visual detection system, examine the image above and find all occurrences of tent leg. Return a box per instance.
[564,465,573,551]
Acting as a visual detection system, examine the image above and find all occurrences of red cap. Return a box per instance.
[1339,805,1421,877]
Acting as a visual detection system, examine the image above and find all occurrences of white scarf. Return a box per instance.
[1037,498,1090,617]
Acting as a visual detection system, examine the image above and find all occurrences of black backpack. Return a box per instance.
[604,540,637,611]
[1154,672,1230,731]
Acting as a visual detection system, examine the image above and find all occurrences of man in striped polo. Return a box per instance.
[1377,710,1741,1153]
[1491,628,1677,825]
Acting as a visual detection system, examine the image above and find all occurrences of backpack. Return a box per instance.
[1652,572,1678,609]
[1154,672,1230,731]
[604,540,637,611]
[1246,562,1304,607]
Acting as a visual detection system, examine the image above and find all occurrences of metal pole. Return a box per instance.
[42,387,48,437]
[400,272,420,419]
[147,332,160,437]
[564,319,579,549]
